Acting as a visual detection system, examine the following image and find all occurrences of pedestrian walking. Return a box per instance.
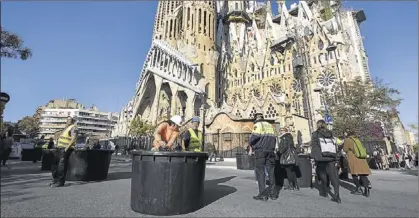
[343,131,372,197]
[49,115,78,188]
[379,148,389,170]
[249,112,277,201]
[310,120,341,204]
[207,142,216,162]
[277,127,299,190]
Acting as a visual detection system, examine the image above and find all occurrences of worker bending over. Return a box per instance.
[249,112,277,201]
[183,116,203,152]
[152,115,182,151]
[49,115,78,188]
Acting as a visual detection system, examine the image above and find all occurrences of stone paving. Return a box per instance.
[1,158,418,217]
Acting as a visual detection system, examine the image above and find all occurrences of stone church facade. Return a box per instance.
[113,0,371,144]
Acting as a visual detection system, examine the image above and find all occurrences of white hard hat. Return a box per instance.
[170,115,182,126]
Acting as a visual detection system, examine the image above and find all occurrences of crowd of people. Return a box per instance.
[246,112,376,204]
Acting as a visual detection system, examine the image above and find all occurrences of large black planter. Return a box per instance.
[296,154,312,188]
[236,153,255,170]
[21,148,42,162]
[130,151,208,216]
[41,149,56,171]
[65,149,113,181]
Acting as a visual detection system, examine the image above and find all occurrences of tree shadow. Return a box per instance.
[203,176,237,207]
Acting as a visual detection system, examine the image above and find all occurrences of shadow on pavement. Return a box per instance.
[106,171,132,181]
[339,180,356,192]
[1,166,47,177]
[203,176,237,207]
[57,171,132,187]
[2,195,43,204]
[401,169,418,176]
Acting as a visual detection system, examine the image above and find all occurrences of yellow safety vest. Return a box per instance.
[188,128,203,152]
[57,124,76,148]
[42,143,49,149]
[335,137,343,145]
[252,121,275,135]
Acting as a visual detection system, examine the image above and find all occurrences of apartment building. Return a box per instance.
[38,105,118,139]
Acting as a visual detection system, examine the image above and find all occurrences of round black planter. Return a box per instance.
[65,149,113,181]
[130,151,208,216]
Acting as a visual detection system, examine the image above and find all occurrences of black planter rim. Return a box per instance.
[131,151,209,158]
[73,149,114,152]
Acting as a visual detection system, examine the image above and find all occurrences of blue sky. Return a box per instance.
[1,1,418,128]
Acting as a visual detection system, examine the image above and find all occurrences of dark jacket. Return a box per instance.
[249,121,276,152]
[278,133,295,154]
[310,127,336,162]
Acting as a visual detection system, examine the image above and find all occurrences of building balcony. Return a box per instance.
[40,124,66,129]
[77,114,109,121]
[77,126,109,131]
[40,119,67,123]
[77,120,112,126]
[42,114,69,118]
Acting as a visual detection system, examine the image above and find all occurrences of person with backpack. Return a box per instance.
[343,131,371,197]
[310,120,341,204]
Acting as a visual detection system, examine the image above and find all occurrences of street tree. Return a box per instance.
[17,116,39,137]
[129,117,154,136]
[1,27,32,60]
[408,123,418,153]
[321,76,401,140]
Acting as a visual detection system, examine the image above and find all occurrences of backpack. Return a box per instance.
[318,136,337,158]
[350,137,367,159]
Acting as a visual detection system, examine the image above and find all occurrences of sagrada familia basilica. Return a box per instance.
[113,0,370,144]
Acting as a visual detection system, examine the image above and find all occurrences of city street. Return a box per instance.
[1,158,418,217]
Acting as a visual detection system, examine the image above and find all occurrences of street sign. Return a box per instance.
[324,113,333,124]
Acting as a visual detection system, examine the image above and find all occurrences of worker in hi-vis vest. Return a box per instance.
[183,116,203,152]
[49,115,78,188]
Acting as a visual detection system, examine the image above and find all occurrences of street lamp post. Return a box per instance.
[314,87,333,128]
[200,93,209,152]
[0,92,11,134]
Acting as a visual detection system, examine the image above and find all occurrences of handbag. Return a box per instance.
[280,144,297,166]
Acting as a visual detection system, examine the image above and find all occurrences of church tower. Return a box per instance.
[152,1,183,47]
[180,1,219,104]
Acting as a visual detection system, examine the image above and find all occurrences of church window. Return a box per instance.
[192,14,194,31]
[170,20,173,37]
[235,2,238,10]
[209,14,212,38]
[265,104,277,119]
[187,7,190,23]
[204,11,207,34]
[199,9,201,25]
[165,21,168,38]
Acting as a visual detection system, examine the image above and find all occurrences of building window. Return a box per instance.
[223,133,232,141]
